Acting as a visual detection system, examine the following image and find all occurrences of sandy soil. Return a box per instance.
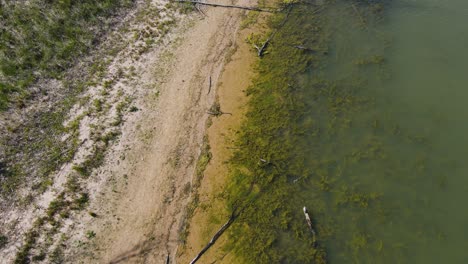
[69,2,256,264]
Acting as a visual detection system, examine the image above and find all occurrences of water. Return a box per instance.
[292,0,468,263]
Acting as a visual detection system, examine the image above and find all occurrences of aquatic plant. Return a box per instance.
[208,0,450,263]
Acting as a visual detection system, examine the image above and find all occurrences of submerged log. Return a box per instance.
[292,45,317,52]
[303,206,317,247]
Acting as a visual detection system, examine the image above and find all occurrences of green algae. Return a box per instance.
[221,2,333,263]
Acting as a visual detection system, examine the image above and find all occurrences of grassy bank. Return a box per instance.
[0,0,134,110]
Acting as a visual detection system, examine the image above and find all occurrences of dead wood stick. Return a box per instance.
[175,0,275,12]
[207,76,212,94]
[189,212,237,264]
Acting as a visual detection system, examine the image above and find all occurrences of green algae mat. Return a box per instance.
[221,0,468,263]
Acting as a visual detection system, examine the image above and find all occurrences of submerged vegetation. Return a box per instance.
[215,0,450,263]
[221,2,332,262]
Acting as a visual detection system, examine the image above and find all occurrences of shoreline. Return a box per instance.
[176,12,263,264]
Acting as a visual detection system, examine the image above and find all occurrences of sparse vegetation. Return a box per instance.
[73,193,90,210]
[0,0,135,109]
[14,230,39,264]
[46,194,69,220]
[85,230,96,239]
[129,106,139,112]
[241,11,260,29]
[1,0,194,262]
[0,234,7,249]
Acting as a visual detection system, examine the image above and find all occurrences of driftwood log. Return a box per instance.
[189,211,237,264]
[303,206,317,248]
[175,0,275,12]
[207,76,212,94]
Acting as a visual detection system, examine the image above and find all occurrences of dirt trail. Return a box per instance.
[71,2,255,263]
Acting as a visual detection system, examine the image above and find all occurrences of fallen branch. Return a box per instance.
[175,0,275,12]
[207,110,232,116]
[207,76,212,94]
[189,211,237,264]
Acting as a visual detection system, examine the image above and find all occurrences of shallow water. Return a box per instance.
[292,0,468,263]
